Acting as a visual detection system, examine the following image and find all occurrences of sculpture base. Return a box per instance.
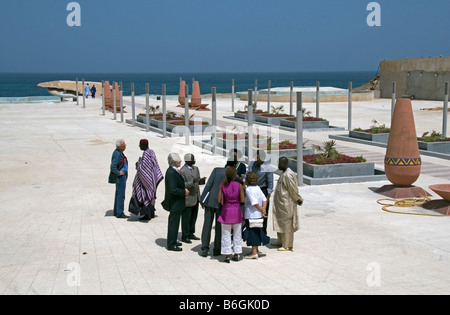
[421,200,450,216]
[374,185,432,199]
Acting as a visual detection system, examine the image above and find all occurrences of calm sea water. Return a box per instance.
[0,72,376,98]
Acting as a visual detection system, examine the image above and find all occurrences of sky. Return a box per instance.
[0,0,448,73]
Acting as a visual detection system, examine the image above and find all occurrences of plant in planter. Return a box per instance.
[418,130,450,142]
[308,140,366,165]
[353,119,390,134]
[280,108,329,129]
[350,119,390,143]
[417,130,450,154]
[287,140,375,181]
[255,105,294,125]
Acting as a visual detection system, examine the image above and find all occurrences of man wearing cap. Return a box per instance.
[131,139,164,221]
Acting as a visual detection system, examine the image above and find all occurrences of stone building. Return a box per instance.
[379,56,450,101]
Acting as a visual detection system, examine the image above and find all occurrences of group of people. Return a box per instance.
[108,139,303,263]
[84,83,97,98]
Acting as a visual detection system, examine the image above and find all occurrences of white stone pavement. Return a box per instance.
[0,95,449,295]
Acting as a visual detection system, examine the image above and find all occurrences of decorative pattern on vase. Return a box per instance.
[384,157,421,166]
[384,98,421,187]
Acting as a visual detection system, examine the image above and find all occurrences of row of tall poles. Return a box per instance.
[74,78,449,186]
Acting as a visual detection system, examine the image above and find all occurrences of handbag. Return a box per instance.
[128,196,142,215]
[248,218,264,229]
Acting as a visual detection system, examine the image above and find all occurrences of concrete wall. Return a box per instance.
[380,57,450,100]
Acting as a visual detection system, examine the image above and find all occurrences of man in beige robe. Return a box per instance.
[272,157,303,251]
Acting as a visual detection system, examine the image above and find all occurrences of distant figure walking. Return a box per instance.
[85,83,90,98]
[90,85,97,98]
[108,139,129,219]
[131,139,164,221]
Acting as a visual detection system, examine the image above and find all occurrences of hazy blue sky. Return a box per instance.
[0,0,448,73]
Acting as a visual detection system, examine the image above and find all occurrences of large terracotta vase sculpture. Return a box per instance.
[190,81,201,107]
[376,98,431,198]
[178,80,186,106]
[384,98,421,186]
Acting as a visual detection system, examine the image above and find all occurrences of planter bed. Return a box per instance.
[349,130,389,144]
[280,117,330,129]
[255,114,295,125]
[417,140,450,154]
[234,111,267,120]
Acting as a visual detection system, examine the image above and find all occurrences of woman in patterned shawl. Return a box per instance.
[132,139,164,220]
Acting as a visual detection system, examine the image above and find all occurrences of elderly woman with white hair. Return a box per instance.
[108,138,129,219]
[161,153,190,251]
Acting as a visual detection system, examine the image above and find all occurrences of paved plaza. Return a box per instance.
[1,95,449,295]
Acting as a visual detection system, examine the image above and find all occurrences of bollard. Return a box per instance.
[113,81,117,120]
[82,78,85,109]
[162,84,167,138]
[348,82,352,131]
[296,92,303,186]
[131,82,136,127]
[247,90,253,163]
[145,83,150,132]
[391,81,396,121]
[76,78,79,105]
[316,81,320,118]
[289,81,294,115]
[443,82,449,138]
[101,81,105,116]
[212,87,217,155]
[185,85,190,145]
[119,82,124,123]
[231,78,235,112]
[267,80,271,113]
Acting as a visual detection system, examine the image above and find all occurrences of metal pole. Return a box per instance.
[76,78,79,105]
[296,92,303,186]
[212,87,217,155]
[119,82,124,123]
[131,82,136,127]
[145,83,150,132]
[391,81,396,121]
[162,84,167,138]
[113,81,117,120]
[231,78,235,112]
[267,80,271,113]
[290,81,294,115]
[254,79,258,108]
[101,81,105,116]
[82,78,85,109]
[443,82,449,138]
[247,90,253,163]
[348,81,352,131]
[316,81,320,118]
[185,85,190,145]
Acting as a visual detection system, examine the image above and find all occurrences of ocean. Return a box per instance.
[0,71,376,98]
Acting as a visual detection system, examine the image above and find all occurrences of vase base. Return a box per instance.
[421,200,450,216]
[374,184,432,199]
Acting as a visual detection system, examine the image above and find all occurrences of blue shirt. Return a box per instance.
[247,161,274,195]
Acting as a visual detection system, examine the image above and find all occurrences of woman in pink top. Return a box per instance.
[218,167,245,263]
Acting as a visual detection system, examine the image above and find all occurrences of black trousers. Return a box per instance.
[167,208,183,248]
[201,206,222,255]
[182,202,199,239]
